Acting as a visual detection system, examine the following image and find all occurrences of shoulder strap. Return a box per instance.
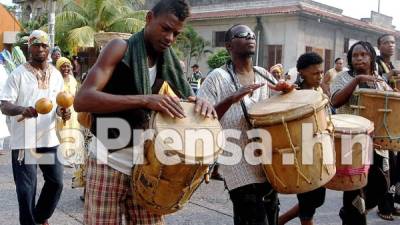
[225,63,253,128]
[253,67,277,85]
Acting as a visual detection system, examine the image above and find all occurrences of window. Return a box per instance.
[213,31,226,47]
[265,45,283,69]
[344,38,350,53]
[305,46,332,71]
[324,49,332,72]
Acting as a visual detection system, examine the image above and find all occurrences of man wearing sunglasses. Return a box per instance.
[198,24,294,225]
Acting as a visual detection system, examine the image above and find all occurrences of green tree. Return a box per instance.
[5,5,18,14]
[55,0,146,51]
[174,26,212,72]
[14,15,49,47]
[207,49,230,69]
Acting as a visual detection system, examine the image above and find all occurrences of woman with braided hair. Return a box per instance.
[330,41,391,225]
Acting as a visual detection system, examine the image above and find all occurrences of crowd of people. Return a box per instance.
[0,0,400,225]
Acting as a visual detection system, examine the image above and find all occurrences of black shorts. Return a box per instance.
[229,182,279,225]
[297,187,326,220]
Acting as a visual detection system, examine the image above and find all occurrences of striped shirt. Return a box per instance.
[330,71,391,114]
[197,65,276,190]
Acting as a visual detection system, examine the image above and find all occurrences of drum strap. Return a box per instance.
[226,62,278,127]
[225,62,254,128]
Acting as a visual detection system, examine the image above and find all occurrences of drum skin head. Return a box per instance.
[152,102,222,162]
[248,89,328,126]
[354,88,400,98]
[331,114,374,135]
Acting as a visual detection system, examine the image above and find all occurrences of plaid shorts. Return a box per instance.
[84,157,164,225]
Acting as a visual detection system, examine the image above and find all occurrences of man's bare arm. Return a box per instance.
[1,101,38,119]
[73,38,186,118]
[0,101,25,116]
[321,72,331,96]
[74,39,149,113]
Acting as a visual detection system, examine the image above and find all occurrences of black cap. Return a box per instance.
[191,64,199,68]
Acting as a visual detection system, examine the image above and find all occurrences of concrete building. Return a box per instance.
[0,4,22,51]
[182,0,400,72]
[12,0,61,22]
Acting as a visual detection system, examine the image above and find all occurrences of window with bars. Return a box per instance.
[265,45,283,69]
[324,49,332,72]
[213,31,226,47]
[304,46,332,71]
[344,38,350,53]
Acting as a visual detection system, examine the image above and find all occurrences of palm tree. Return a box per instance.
[55,0,146,51]
[174,26,212,73]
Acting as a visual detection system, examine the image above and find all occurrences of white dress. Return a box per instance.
[0,64,10,139]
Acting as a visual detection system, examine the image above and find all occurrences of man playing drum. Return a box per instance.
[74,0,216,224]
[376,33,400,221]
[197,24,294,225]
[330,41,391,225]
[279,52,326,225]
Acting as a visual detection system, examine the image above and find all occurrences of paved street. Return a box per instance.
[0,151,395,225]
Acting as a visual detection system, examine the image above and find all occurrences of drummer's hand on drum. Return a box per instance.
[232,83,265,103]
[269,80,296,93]
[145,95,185,118]
[188,96,218,119]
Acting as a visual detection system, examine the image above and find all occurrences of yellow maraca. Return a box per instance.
[17,98,53,122]
[56,91,74,125]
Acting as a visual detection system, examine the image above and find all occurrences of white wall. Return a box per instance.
[189,14,400,73]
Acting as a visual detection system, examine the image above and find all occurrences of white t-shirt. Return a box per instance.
[0,64,10,139]
[89,65,158,175]
[0,64,64,149]
[149,64,157,87]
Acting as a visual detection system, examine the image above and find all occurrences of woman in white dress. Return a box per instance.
[0,59,10,152]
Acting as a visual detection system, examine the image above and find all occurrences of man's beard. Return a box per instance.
[31,56,47,64]
[238,51,255,58]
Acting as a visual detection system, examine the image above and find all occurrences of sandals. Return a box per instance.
[377,212,394,221]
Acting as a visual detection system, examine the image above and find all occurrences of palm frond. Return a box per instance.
[121,10,148,20]
[61,0,89,20]
[67,26,96,47]
[97,0,127,30]
[107,18,145,33]
[56,11,88,28]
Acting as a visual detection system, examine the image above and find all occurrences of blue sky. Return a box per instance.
[1,0,399,29]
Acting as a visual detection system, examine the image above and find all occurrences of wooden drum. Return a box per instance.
[248,90,335,194]
[352,88,400,151]
[132,102,222,215]
[325,114,373,191]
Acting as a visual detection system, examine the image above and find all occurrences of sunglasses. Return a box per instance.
[231,32,256,41]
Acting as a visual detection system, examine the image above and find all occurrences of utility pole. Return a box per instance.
[48,0,56,49]
[378,0,381,13]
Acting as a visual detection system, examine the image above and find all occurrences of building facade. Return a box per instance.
[187,0,400,72]
[12,0,62,22]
